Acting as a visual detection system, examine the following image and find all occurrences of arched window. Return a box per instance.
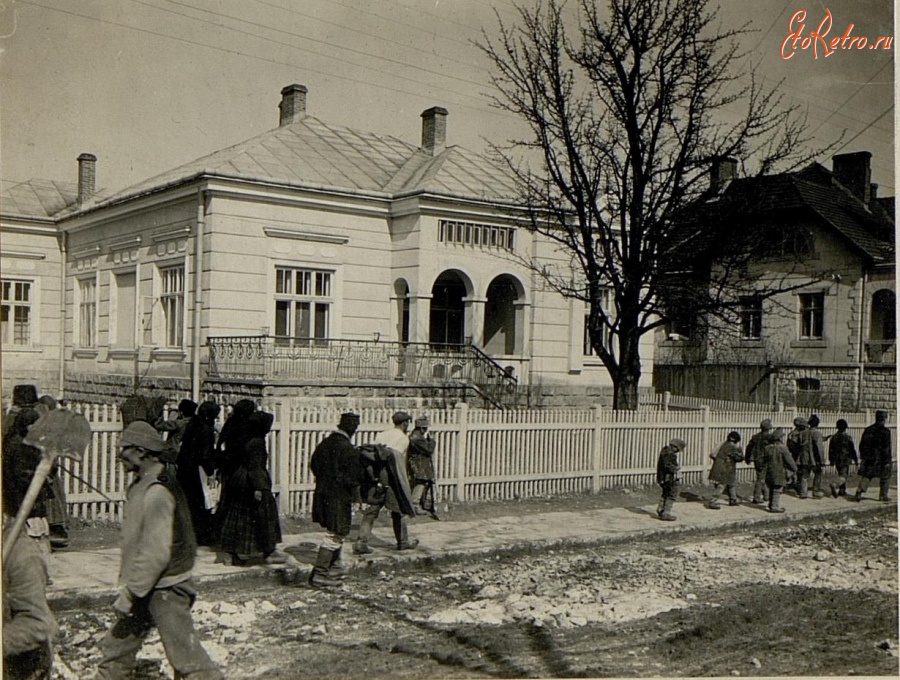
[430,272,467,346]
[870,289,896,341]
[484,275,520,355]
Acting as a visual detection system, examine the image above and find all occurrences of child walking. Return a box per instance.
[707,431,744,509]
[656,438,686,521]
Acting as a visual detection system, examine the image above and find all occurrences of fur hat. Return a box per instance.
[198,401,221,421]
[12,384,38,407]
[760,418,773,430]
[178,399,198,417]
[415,416,430,428]
[668,438,687,451]
[836,419,848,430]
[727,430,741,443]
[339,412,361,432]
[119,421,167,453]
[876,410,889,421]
[392,411,412,425]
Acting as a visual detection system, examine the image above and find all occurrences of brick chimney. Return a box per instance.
[421,106,448,155]
[77,153,97,205]
[279,84,307,126]
[709,157,737,193]
[832,151,872,204]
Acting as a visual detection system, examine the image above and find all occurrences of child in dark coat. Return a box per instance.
[760,428,798,513]
[707,431,744,509]
[656,438,686,521]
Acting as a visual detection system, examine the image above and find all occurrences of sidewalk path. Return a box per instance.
[47,489,897,599]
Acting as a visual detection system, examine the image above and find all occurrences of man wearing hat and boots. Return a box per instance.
[853,410,893,502]
[745,419,773,504]
[656,438,685,521]
[408,415,440,520]
[355,411,418,552]
[97,422,222,679]
[308,412,366,588]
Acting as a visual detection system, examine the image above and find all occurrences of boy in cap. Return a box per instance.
[356,411,418,552]
[308,412,366,588]
[408,415,440,520]
[97,422,222,679]
[828,419,857,498]
[760,428,797,513]
[745,419,773,504]
[853,410,893,502]
[656,438,685,521]
[706,431,744,509]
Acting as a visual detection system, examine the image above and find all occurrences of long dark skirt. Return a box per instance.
[217,470,282,557]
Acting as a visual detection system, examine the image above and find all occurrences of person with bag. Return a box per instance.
[706,431,744,509]
[308,412,366,588]
[97,422,222,679]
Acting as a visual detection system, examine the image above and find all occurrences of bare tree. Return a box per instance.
[480,0,827,409]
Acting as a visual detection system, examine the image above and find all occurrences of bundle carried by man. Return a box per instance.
[357,442,415,517]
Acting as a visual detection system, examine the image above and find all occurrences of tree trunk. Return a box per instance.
[612,331,643,410]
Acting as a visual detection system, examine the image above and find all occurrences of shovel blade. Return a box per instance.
[22,409,91,463]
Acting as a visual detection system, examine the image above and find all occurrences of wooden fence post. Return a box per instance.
[590,404,603,493]
[275,401,292,514]
[455,402,468,502]
[700,405,711,485]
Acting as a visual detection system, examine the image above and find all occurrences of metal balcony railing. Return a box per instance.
[865,340,896,364]
[206,336,519,407]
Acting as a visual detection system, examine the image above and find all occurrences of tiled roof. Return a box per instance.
[82,116,519,212]
[681,163,894,264]
[1,179,79,218]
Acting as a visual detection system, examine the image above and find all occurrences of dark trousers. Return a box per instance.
[98,583,222,679]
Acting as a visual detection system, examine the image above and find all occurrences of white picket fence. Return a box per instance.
[60,402,894,521]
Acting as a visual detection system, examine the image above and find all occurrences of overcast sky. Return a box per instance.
[0,0,894,194]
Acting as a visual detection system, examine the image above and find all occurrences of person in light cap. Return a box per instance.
[745,419,773,504]
[408,415,441,520]
[97,421,222,679]
[656,438,685,521]
[308,412,366,587]
[853,409,893,503]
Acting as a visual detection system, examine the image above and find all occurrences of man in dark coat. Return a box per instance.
[308,412,366,587]
[828,418,857,498]
[853,410,893,502]
[656,438,685,521]
[745,419,772,504]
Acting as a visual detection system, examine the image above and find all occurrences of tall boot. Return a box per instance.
[727,486,739,506]
[706,486,721,509]
[659,497,676,521]
[308,547,337,588]
[330,545,347,580]
[393,513,419,550]
[354,512,375,555]
[768,488,785,513]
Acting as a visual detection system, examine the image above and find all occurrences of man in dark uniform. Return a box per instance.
[308,412,366,588]
[853,410,894,502]
[97,422,222,679]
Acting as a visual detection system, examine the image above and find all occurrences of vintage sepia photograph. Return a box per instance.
[0,0,896,677]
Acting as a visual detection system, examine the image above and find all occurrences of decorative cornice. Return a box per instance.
[71,245,102,259]
[0,250,46,260]
[107,236,142,251]
[152,226,192,243]
[263,226,349,245]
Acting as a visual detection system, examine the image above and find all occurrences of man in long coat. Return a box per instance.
[308,412,365,587]
[760,428,797,513]
[853,410,893,502]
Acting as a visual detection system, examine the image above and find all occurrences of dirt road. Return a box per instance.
[52,506,898,678]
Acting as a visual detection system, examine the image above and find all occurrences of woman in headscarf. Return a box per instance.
[216,411,284,565]
[215,399,257,486]
[177,401,221,546]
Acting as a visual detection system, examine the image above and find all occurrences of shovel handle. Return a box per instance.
[2,457,54,566]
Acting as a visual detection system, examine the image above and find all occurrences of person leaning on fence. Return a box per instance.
[2,474,58,680]
[828,419,858,498]
[807,414,827,498]
[706,431,744,509]
[308,412,367,588]
[97,421,222,680]
[852,410,893,503]
[759,427,797,513]
[745,419,773,505]
[656,438,685,522]
[355,411,419,552]
[787,417,814,499]
[408,415,441,521]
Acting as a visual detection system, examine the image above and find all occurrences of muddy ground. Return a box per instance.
[51,505,898,679]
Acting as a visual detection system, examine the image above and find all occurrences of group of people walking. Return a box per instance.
[656,409,894,520]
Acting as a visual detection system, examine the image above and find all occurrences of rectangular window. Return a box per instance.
[160,265,185,348]
[799,292,824,339]
[739,297,763,339]
[796,377,821,409]
[274,267,332,344]
[1,279,32,346]
[437,220,516,252]
[114,272,137,349]
[78,277,97,348]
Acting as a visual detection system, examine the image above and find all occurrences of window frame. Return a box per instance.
[77,274,98,349]
[1,278,35,347]
[738,296,763,340]
[273,266,334,344]
[159,264,185,349]
[798,291,825,340]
